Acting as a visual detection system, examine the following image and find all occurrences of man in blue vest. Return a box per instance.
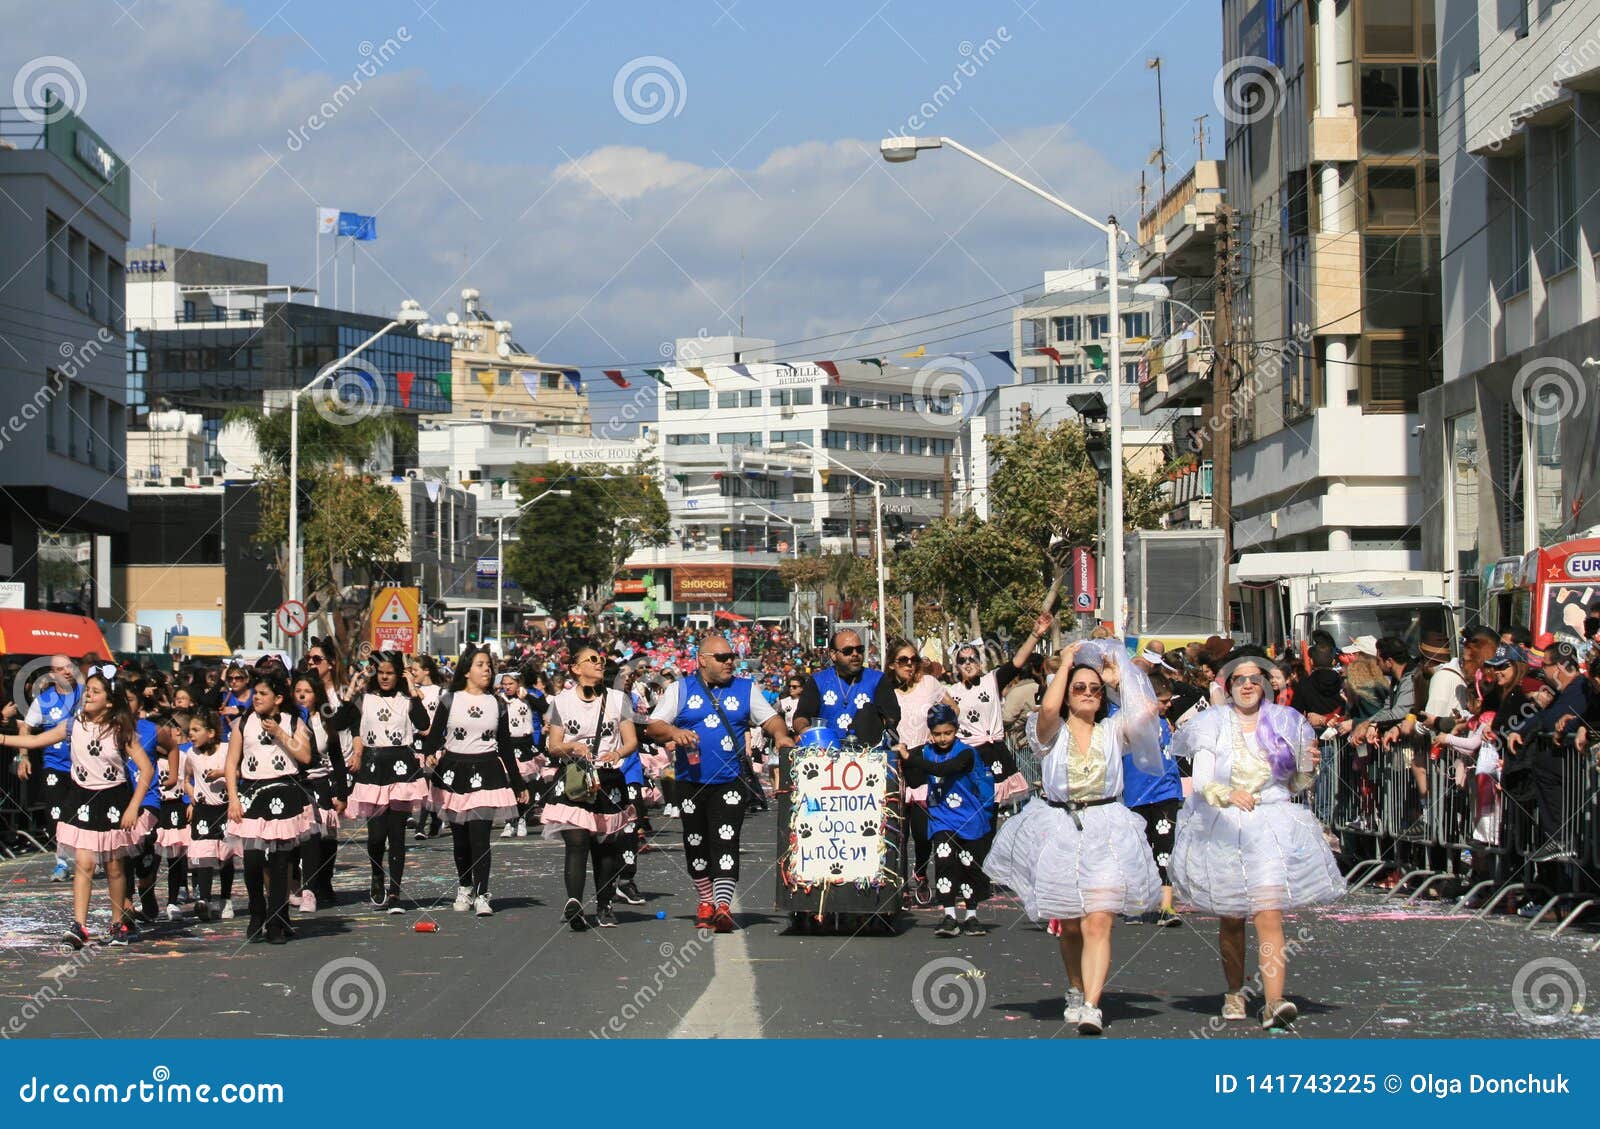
[646,632,793,933]
[17,655,83,881]
[793,629,900,747]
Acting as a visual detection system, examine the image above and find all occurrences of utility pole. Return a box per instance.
[1211,204,1236,566]
[942,452,952,519]
[849,482,860,558]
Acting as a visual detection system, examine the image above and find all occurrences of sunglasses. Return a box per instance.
[1070,682,1103,696]
[705,652,735,662]
[836,645,865,656]
[1230,673,1270,690]
[578,655,603,665]
[893,656,918,665]
[228,673,248,681]
[957,654,980,664]
[307,655,327,665]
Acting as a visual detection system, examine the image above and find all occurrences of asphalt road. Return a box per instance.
[1,813,1597,1039]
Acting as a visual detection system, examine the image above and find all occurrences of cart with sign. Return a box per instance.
[775,727,905,933]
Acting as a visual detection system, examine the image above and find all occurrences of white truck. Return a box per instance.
[1288,576,1457,656]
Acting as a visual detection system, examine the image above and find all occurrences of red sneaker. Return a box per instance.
[713,906,736,934]
[695,902,716,930]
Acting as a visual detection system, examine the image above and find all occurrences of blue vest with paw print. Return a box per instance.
[673,675,754,786]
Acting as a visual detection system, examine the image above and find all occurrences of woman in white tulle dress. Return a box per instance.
[984,640,1163,1036]
[1169,651,1345,1030]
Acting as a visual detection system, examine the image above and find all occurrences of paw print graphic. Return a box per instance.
[799,825,813,839]
[836,712,853,729]
[552,780,563,797]
[854,693,870,710]
[49,805,62,820]
[977,690,991,704]
[958,850,974,866]
[482,730,496,742]
[246,756,258,773]
[268,797,285,815]
[365,732,379,746]
[565,719,582,735]
[101,765,118,782]
[442,770,456,786]
[691,857,708,872]
[1156,851,1171,869]
[945,793,963,809]
[718,823,734,839]
[704,715,721,730]
[1156,818,1172,836]
[601,720,617,737]
[829,862,844,875]
[86,738,103,757]
[608,790,622,804]
[76,804,91,822]
[272,755,287,772]
[467,705,483,719]
[686,695,705,710]
[723,697,741,711]
[391,759,407,776]
[936,841,953,859]
[681,798,697,814]
[452,727,467,741]
[722,789,742,805]
[821,690,838,707]
[196,820,209,836]
[469,773,483,789]
[623,851,635,865]
[686,833,703,846]
[258,730,274,746]
[936,876,952,894]
[718,854,734,870]
[861,820,877,837]
[991,761,1004,776]
[377,706,393,723]
[965,709,980,725]
[74,766,88,783]
[864,772,879,787]
[801,763,820,781]
[959,883,974,899]
[720,736,734,752]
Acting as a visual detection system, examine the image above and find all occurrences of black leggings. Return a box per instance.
[619,783,646,882]
[678,781,746,881]
[905,803,931,880]
[366,809,409,894]
[300,834,339,900]
[192,860,235,902]
[450,821,493,896]
[561,828,625,909]
[166,857,188,904]
[242,848,292,935]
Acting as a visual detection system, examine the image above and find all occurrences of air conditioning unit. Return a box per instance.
[780,406,795,418]
[182,466,198,478]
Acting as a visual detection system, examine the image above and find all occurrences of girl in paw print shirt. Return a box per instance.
[181,708,235,917]
[899,703,994,936]
[225,672,315,944]
[947,612,1053,806]
[419,646,526,916]
[1,671,156,948]
[343,655,431,912]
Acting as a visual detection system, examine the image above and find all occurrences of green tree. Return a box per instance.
[892,511,1041,641]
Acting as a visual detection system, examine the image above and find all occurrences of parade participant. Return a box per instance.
[1169,651,1344,1029]
[226,672,315,944]
[153,708,192,920]
[646,632,794,933]
[181,708,234,922]
[1122,673,1184,927]
[544,644,638,930]
[902,703,994,936]
[948,612,1054,805]
[889,640,955,905]
[499,671,538,839]
[1,670,155,948]
[346,653,431,912]
[408,655,445,841]
[421,646,525,917]
[984,641,1165,1036]
[793,629,901,748]
[17,654,83,882]
[291,674,349,912]
[122,680,177,926]
[218,663,253,737]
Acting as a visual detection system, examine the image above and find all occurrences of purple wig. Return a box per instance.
[1254,704,1304,780]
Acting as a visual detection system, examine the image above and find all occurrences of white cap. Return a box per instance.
[1340,635,1379,658]
[1138,647,1176,672]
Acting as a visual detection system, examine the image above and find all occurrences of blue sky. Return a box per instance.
[9,0,1224,424]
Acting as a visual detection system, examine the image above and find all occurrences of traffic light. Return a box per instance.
[466,608,483,643]
[811,615,830,649]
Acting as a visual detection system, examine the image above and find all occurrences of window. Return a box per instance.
[541,373,561,389]
[1121,312,1149,339]
[1123,362,1141,385]
[86,246,104,319]
[771,387,813,407]
[497,369,512,386]
[45,370,64,453]
[1362,0,1416,55]
[1052,315,1078,341]
[769,429,811,446]
[1362,331,1438,412]
[1503,156,1530,297]
[717,389,762,409]
[1365,165,1419,227]
[666,432,709,445]
[1055,364,1082,384]
[67,229,86,307]
[665,390,710,411]
[1359,65,1425,155]
[1023,318,1047,349]
[717,431,762,446]
[1085,314,1108,339]
[1548,121,1578,275]
[45,213,64,296]
[182,299,196,322]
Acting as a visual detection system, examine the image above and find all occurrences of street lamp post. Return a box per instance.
[797,443,887,667]
[287,298,428,652]
[495,486,573,648]
[881,134,1128,634]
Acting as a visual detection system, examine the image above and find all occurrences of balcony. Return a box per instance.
[1138,314,1213,413]
[1136,160,1223,280]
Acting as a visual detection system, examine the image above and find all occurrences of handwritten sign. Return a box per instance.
[789,744,889,885]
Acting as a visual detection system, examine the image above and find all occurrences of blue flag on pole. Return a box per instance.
[337,212,378,240]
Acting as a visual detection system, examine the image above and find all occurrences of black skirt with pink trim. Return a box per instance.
[346,743,429,819]
[228,778,317,853]
[976,740,1031,804]
[154,797,190,858]
[540,765,635,841]
[305,774,344,838]
[55,783,141,862]
[429,752,518,825]
[186,801,234,867]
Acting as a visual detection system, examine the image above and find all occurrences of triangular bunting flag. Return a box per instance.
[643,368,668,385]
[729,363,756,381]
[423,479,441,503]
[1035,346,1062,363]
[436,371,453,399]
[562,368,583,393]
[1083,344,1106,370]
[686,366,711,386]
[816,360,841,384]
[989,350,1014,371]
[521,372,540,400]
[396,371,414,407]
[604,369,631,389]
[901,346,925,358]
[475,369,498,399]
[860,357,884,370]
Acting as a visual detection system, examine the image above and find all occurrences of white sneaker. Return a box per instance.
[515,819,528,838]
[1261,998,1299,1030]
[1063,987,1085,1022]
[452,887,473,912]
[1076,1005,1103,1035]
[219,901,235,920]
[1221,992,1248,1021]
[165,903,184,921]
[474,894,493,917]
[500,822,515,839]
